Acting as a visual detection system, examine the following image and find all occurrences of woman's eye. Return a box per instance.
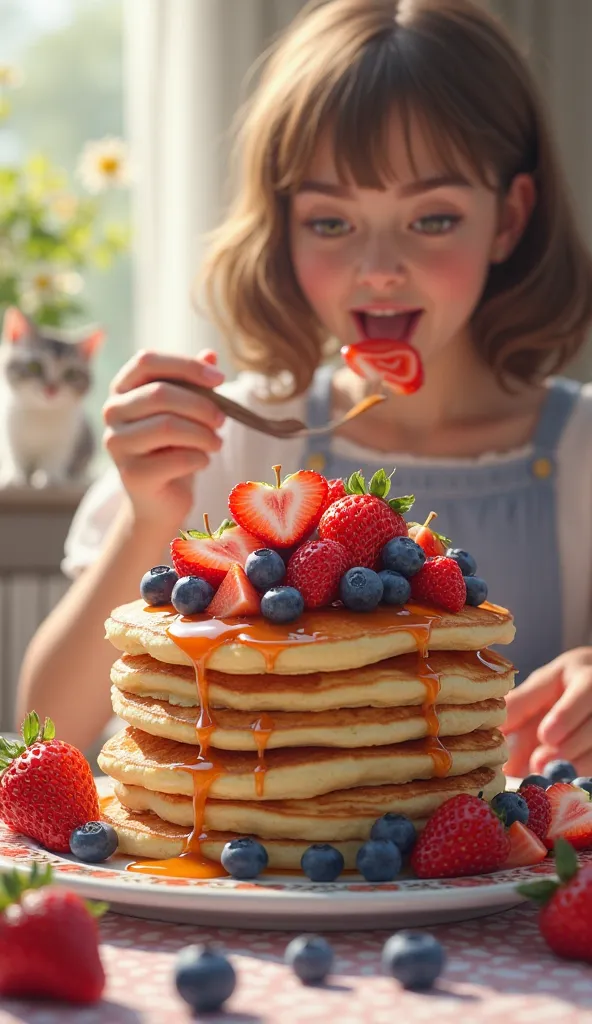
[305,217,352,237]
[411,214,461,235]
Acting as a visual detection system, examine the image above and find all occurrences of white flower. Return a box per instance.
[76,136,131,194]
[0,65,23,89]
[19,265,84,313]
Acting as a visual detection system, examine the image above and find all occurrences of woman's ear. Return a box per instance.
[490,173,536,264]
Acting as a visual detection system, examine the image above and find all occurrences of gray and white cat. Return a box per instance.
[0,307,104,488]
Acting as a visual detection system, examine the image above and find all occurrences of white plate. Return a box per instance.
[0,778,586,931]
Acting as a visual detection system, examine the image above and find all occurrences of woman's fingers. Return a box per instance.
[109,349,225,395]
[537,666,592,747]
[118,448,211,490]
[103,380,225,430]
[104,414,223,460]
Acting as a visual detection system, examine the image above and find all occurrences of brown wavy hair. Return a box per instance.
[199,0,592,397]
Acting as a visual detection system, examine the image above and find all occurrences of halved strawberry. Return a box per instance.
[170,517,261,587]
[228,466,328,548]
[408,512,450,557]
[545,782,592,850]
[503,822,548,868]
[205,564,260,618]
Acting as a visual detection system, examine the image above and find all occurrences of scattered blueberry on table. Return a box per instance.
[285,935,334,985]
[382,930,446,990]
[175,944,236,1013]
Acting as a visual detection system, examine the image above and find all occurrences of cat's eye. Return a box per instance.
[63,368,87,385]
[26,360,43,376]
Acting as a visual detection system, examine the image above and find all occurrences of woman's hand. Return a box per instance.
[503,647,592,777]
[102,348,225,530]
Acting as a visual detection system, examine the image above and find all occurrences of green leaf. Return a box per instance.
[554,838,579,883]
[368,469,391,499]
[41,718,55,741]
[516,879,559,905]
[184,519,237,541]
[0,863,53,912]
[216,519,236,537]
[388,495,415,514]
[85,900,109,919]
[21,711,41,748]
[345,471,366,496]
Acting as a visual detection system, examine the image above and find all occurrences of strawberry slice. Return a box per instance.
[228,466,328,548]
[171,517,261,588]
[408,512,450,557]
[503,822,548,868]
[341,339,424,395]
[205,564,260,618]
[545,783,592,850]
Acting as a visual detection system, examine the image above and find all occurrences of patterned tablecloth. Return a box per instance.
[1,903,591,1023]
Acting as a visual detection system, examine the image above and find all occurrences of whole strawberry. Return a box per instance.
[0,863,105,1002]
[318,470,413,569]
[0,713,99,853]
[519,839,592,963]
[519,784,552,842]
[411,793,511,878]
[286,538,350,609]
[318,477,347,517]
[410,556,467,613]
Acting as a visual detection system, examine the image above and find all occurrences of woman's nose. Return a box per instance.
[356,237,407,290]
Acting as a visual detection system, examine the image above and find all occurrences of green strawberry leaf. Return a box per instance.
[515,879,559,905]
[22,711,42,747]
[345,470,366,496]
[85,900,109,918]
[388,495,415,514]
[41,717,55,741]
[368,469,391,499]
[554,837,579,884]
[0,862,53,912]
[183,518,237,541]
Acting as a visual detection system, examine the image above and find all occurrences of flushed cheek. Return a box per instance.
[416,247,491,307]
[292,248,351,316]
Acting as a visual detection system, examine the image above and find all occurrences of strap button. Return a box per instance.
[532,456,553,479]
[306,452,326,472]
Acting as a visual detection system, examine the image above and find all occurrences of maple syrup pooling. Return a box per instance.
[127,604,454,878]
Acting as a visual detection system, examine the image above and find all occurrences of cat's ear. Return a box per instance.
[2,307,35,345]
[77,328,105,359]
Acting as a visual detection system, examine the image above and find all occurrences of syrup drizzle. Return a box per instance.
[127,604,453,878]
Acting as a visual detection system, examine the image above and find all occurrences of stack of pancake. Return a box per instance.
[98,597,515,873]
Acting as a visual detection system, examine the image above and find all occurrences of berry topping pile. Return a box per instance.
[139,464,491,623]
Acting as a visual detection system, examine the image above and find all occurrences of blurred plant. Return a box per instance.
[0,66,130,328]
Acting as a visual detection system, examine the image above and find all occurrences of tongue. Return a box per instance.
[364,312,413,341]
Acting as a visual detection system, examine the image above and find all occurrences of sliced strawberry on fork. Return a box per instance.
[206,564,260,618]
[341,338,424,395]
[228,465,328,548]
[171,516,261,588]
[545,783,592,850]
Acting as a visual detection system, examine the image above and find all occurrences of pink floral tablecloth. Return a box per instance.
[1,903,591,1023]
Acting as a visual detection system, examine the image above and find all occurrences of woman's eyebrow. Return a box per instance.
[297,174,473,197]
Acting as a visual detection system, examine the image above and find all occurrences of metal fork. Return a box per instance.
[160,378,386,440]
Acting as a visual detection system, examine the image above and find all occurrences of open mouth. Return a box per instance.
[352,309,423,344]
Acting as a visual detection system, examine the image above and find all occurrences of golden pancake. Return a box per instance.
[113,765,505,838]
[105,599,515,675]
[111,649,515,711]
[111,686,507,750]
[98,726,508,801]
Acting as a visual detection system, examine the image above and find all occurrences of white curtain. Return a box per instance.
[125,0,592,376]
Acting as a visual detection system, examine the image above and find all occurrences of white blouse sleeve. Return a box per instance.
[61,373,307,578]
[556,382,592,650]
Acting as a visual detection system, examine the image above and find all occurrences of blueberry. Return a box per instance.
[285,935,334,985]
[464,576,488,607]
[301,844,344,882]
[378,570,411,606]
[140,565,178,605]
[356,839,402,882]
[519,774,550,791]
[69,821,118,863]
[382,931,446,990]
[381,537,426,578]
[490,791,529,827]
[245,548,286,591]
[260,586,304,624]
[543,759,578,784]
[175,944,236,1013]
[220,837,268,879]
[370,813,417,856]
[171,575,214,615]
[573,777,592,797]
[339,567,384,612]
[446,548,477,577]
